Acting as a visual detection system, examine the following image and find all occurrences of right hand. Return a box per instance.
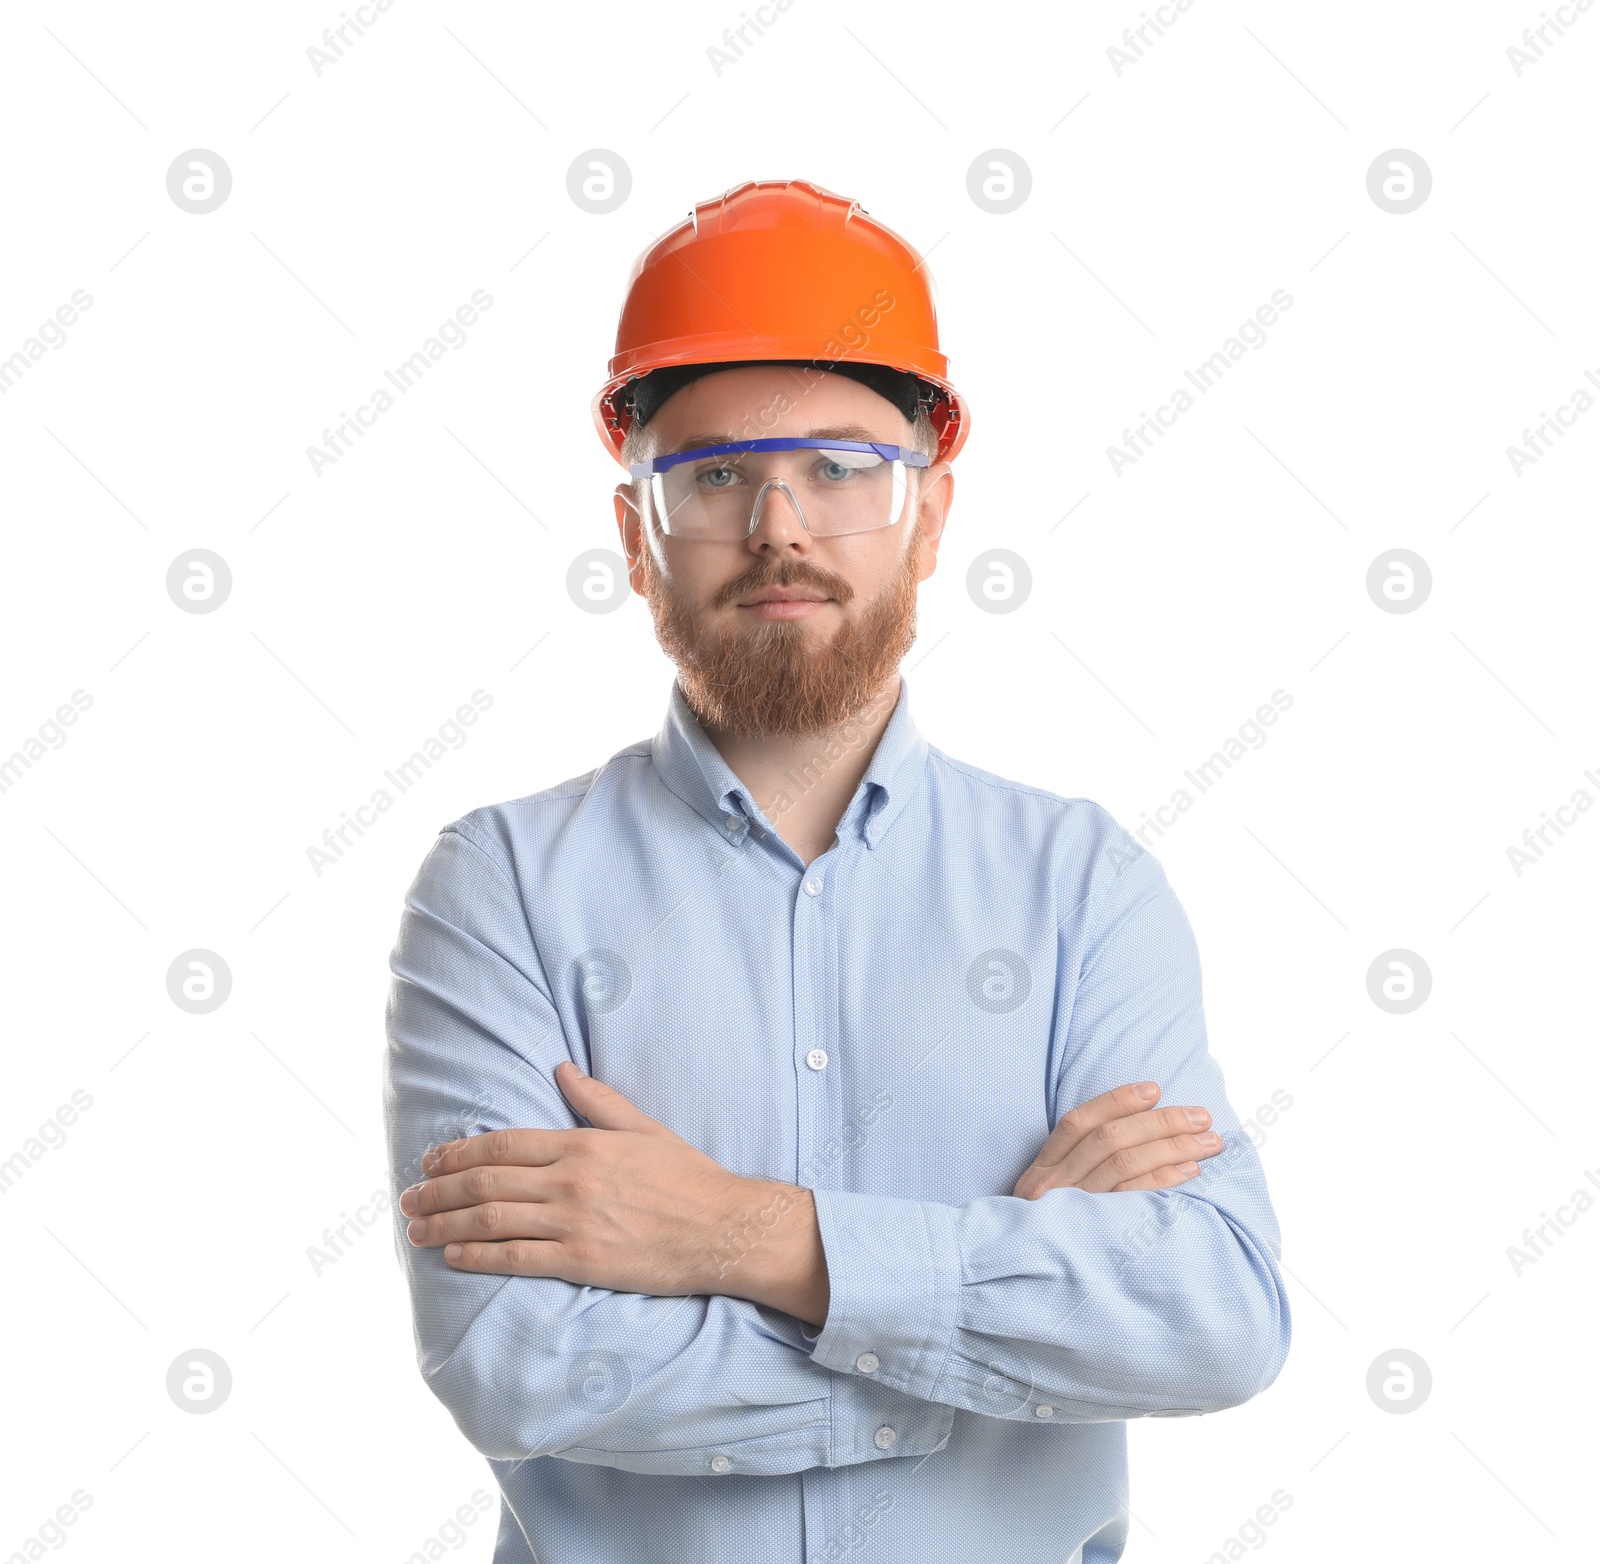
[1011,1081,1222,1199]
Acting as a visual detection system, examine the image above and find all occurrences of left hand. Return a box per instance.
[1011,1081,1222,1197]
[399,1061,755,1295]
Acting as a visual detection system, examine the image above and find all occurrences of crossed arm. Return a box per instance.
[397,1067,1226,1328]
[384,824,1291,1474]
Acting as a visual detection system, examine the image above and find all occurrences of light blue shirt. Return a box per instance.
[384,674,1290,1564]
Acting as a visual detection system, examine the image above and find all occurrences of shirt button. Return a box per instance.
[709,1454,731,1473]
[806,1048,829,1071]
[873,1425,897,1450]
[855,1352,879,1374]
[803,875,823,897]
[724,815,741,832]
[1034,1404,1055,1418]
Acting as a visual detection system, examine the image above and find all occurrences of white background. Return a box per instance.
[2,1,1595,1559]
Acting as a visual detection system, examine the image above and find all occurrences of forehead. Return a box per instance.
[644,365,911,455]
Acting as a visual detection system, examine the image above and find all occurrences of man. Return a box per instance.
[385,179,1290,1564]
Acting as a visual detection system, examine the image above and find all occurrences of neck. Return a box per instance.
[699,673,903,864]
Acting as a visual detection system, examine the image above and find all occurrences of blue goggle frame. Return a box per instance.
[629,437,932,480]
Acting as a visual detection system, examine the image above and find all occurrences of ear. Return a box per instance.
[911,462,954,583]
[614,483,648,597]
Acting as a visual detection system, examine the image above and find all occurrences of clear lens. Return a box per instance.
[650,446,913,540]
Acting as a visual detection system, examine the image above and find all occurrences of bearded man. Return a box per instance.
[384,179,1289,1564]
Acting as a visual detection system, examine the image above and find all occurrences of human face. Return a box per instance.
[613,365,954,738]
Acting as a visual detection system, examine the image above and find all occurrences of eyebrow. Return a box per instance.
[663,424,887,457]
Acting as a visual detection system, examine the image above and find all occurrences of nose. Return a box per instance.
[745,478,812,551]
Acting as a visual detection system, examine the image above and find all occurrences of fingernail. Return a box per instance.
[1185,1107,1209,1127]
[1195,1132,1221,1148]
[1135,1083,1159,1102]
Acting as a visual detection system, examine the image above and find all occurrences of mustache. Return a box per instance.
[713,558,855,610]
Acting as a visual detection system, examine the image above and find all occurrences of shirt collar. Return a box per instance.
[650,674,928,851]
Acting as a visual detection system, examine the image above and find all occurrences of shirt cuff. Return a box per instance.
[803,1188,962,1405]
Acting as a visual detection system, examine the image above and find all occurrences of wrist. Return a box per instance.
[706,1178,829,1326]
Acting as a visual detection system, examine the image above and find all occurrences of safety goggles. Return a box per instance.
[629,437,930,541]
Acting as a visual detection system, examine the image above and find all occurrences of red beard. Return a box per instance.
[640,519,922,740]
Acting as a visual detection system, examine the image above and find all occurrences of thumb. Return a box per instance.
[556,1060,670,1135]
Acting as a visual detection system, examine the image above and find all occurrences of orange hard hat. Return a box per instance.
[593,179,969,468]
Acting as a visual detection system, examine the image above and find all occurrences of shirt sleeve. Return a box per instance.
[384,824,948,1477]
[802,815,1292,1423]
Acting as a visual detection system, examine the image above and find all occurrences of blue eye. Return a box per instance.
[699,465,739,489]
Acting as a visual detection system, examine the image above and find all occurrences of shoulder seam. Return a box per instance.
[1082,827,1162,960]
[437,823,563,1007]
[441,820,518,894]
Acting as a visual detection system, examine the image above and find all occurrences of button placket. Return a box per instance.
[793,861,838,1109]
[792,843,850,1474]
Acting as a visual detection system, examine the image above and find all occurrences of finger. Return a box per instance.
[1026,1082,1164,1174]
[423,1125,569,1178]
[1013,1098,1206,1196]
[1074,1131,1222,1194]
[1110,1161,1202,1193]
[1046,1104,1214,1189]
[403,1163,553,1218]
[1014,1125,1223,1200]
[555,1061,671,1136]
[408,1198,562,1250]
[441,1237,568,1276]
